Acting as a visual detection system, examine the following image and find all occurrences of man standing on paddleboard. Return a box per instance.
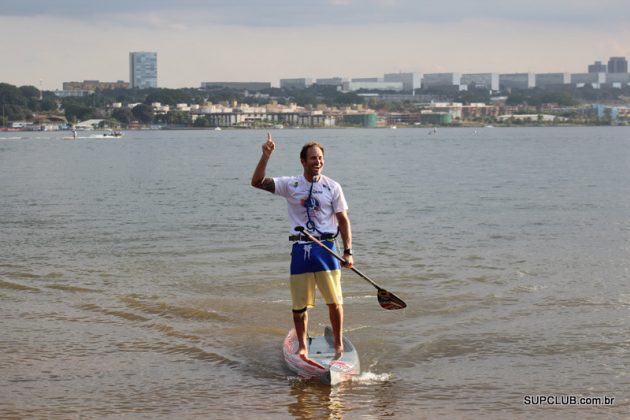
[251,133,353,361]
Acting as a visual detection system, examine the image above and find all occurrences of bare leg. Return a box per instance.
[293,310,326,369]
[328,303,344,358]
[293,310,309,358]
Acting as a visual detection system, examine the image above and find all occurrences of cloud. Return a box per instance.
[328,0,353,6]
[2,0,629,27]
[1,0,628,89]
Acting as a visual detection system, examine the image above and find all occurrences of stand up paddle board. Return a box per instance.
[283,326,360,386]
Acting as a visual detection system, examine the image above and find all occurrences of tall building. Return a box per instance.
[383,72,422,92]
[342,81,404,92]
[315,77,347,88]
[129,52,158,89]
[535,73,570,87]
[499,73,535,90]
[200,82,271,91]
[571,72,606,87]
[607,57,628,73]
[588,61,607,73]
[280,78,312,90]
[422,73,462,88]
[351,77,380,82]
[605,73,630,87]
[461,73,499,91]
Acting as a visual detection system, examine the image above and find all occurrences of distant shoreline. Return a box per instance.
[3,123,629,134]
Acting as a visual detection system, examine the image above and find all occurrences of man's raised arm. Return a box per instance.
[251,132,276,193]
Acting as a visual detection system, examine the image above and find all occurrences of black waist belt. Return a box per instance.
[289,233,335,242]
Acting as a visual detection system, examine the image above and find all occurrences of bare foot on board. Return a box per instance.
[297,349,326,370]
[334,344,344,360]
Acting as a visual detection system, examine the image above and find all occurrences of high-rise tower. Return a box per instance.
[607,57,628,74]
[129,52,158,89]
[587,61,607,73]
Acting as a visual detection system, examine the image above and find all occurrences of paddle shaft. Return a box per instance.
[295,227,384,291]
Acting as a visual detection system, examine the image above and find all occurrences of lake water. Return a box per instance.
[1,127,628,419]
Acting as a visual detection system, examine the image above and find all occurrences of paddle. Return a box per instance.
[294,226,407,310]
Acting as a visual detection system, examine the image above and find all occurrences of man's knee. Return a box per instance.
[292,307,307,319]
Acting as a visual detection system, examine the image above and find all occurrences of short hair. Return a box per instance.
[300,142,325,161]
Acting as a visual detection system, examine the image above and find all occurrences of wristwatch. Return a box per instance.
[343,248,353,256]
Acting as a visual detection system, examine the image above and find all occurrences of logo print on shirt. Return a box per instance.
[302,196,320,212]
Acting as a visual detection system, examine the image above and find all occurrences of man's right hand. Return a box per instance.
[262,132,275,157]
[252,132,276,192]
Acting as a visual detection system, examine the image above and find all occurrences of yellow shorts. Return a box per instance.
[290,270,343,311]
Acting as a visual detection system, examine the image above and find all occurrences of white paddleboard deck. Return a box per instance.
[283,326,360,385]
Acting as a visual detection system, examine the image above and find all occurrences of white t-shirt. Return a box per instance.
[273,175,348,235]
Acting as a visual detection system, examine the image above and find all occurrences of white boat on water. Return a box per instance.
[90,130,124,139]
[64,130,123,140]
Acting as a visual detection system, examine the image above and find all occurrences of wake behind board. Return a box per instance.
[283,326,360,386]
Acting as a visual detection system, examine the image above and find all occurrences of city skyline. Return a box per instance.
[1,0,629,90]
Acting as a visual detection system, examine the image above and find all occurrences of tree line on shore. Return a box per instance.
[1,81,629,127]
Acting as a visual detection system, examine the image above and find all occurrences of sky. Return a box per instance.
[1,0,629,90]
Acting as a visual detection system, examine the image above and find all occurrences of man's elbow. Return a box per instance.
[252,177,274,193]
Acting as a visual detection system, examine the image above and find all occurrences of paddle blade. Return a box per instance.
[377,289,407,310]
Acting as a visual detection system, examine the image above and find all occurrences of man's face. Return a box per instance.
[301,146,325,179]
